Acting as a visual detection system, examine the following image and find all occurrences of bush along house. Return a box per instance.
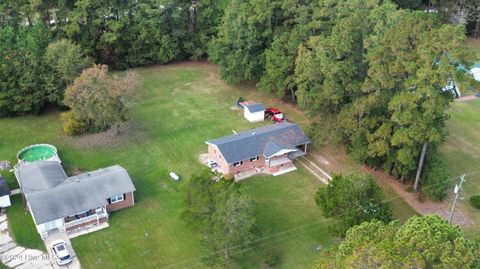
[14,149,135,239]
[206,122,310,180]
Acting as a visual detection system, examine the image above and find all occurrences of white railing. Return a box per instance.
[64,212,108,228]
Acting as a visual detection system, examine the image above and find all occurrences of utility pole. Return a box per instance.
[448,174,466,224]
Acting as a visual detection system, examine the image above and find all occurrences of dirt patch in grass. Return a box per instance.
[468,38,480,51]
[64,121,146,150]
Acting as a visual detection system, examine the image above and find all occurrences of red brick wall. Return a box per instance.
[266,155,289,167]
[106,192,134,213]
[229,156,267,175]
[208,144,230,174]
[65,216,108,232]
[266,161,295,174]
[208,145,295,176]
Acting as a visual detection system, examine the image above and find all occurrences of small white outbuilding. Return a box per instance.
[244,103,266,122]
[0,176,11,208]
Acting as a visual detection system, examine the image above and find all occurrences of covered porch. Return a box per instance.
[63,206,109,233]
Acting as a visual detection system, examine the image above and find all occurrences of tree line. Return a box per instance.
[1,0,479,198]
[0,0,226,116]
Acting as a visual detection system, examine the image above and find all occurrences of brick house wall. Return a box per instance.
[208,144,231,174]
[65,216,108,232]
[229,155,267,175]
[265,154,291,167]
[106,192,134,213]
[266,161,295,174]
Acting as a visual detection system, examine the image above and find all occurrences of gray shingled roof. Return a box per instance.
[263,140,297,158]
[206,122,310,164]
[16,161,67,193]
[18,164,135,224]
[245,103,266,113]
[0,177,10,196]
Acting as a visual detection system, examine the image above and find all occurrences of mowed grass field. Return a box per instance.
[439,99,480,237]
[0,63,337,268]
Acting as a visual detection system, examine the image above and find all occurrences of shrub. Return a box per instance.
[223,173,234,181]
[469,195,480,210]
[61,112,89,136]
[422,156,450,201]
[263,251,278,267]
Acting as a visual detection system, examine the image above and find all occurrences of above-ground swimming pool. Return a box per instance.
[17,144,59,163]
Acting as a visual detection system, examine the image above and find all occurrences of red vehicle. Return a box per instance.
[265,108,285,123]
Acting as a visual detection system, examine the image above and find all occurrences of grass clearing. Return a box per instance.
[0,62,416,268]
[439,99,480,237]
[7,195,45,251]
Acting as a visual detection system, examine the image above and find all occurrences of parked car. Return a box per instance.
[50,240,73,266]
[207,160,218,168]
[265,108,285,123]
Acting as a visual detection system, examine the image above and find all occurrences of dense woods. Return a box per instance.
[1,0,479,197]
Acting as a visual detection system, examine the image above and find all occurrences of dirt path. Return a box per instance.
[455,94,479,102]
[366,167,473,226]
[296,158,330,185]
[306,144,474,226]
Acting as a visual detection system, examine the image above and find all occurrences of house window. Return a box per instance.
[233,161,243,167]
[250,156,259,162]
[109,194,124,204]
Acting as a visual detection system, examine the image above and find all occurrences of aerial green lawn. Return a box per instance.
[7,195,45,251]
[0,62,416,268]
[439,99,480,237]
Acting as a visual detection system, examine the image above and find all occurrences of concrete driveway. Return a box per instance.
[0,214,52,269]
[43,232,81,269]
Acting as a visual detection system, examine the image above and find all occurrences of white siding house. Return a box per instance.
[244,103,265,122]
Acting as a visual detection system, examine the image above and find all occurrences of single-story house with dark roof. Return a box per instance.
[243,103,265,122]
[0,176,11,208]
[206,122,309,179]
[15,159,135,238]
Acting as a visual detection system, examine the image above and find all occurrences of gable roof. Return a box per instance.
[0,176,10,196]
[17,163,135,224]
[206,122,309,164]
[245,103,266,113]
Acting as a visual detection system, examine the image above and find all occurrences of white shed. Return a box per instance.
[244,103,266,122]
[0,177,11,208]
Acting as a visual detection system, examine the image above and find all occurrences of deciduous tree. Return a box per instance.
[182,172,256,262]
[63,65,140,134]
[315,174,392,237]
